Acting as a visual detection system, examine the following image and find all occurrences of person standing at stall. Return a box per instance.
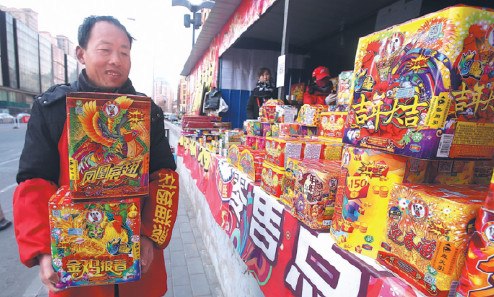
[246,67,277,119]
[303,66,337,105]
[13,15,177,297]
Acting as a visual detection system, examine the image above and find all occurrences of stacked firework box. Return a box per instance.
[332,5,494,297]
[49,92,151,288]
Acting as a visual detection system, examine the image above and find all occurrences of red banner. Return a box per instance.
[178,138,421,296]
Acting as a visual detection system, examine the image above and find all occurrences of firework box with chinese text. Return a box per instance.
[318,111,348,139]
[274,105,298,123]
[320,139,345,161]
[297,104,325,126]
[265,137,303,167]
[259,99,284,123]
[331,146,409,258]
[378,183,486,297]
[343,6,494,159]
[49,186,141,288]
[271,123,301,138]
[292,159,341,230]
[302,139,325,160]
[456,172,494,297]
[280,157,304,207]
[66,92,150,199]
[226,144,246,168]
[260,161,285,198]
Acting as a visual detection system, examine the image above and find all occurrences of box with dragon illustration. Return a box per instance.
[66,92,151,199]
[343,6,494,159]
[49,186,141,288]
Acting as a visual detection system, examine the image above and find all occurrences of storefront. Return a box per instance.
[177,0,494,296]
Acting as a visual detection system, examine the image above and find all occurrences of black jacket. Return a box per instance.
[17,70,176,184]
[246,80,277,119]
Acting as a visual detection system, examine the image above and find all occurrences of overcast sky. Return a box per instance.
[1,0,196,95]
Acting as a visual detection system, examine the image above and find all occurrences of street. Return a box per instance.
[0,123,40,297]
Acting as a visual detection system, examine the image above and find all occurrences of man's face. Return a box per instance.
[76,21,131,89]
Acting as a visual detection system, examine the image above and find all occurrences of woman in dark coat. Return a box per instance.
[246,67,277,119]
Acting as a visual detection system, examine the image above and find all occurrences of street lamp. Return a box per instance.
[172,0,215,46]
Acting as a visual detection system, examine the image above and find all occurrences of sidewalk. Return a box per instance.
[27,188,223,297]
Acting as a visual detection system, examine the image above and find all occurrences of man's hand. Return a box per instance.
[141,236,155,274]
[38,254,61,293]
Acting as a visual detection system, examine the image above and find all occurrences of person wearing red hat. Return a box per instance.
[303,66,337,105]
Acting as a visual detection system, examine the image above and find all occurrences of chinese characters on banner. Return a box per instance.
[178,138,419,296]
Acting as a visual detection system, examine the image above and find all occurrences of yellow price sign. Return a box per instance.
[346,176,369,198]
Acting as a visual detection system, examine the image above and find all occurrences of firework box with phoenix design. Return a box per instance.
[49,186,141,288]
[378,184,487,297]
[292,159,341,230]
[66,92,151,199]
[343,5,494,159]
[456,172,494,297]
[330,146,409,258]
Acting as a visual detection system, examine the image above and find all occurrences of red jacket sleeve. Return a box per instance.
[140,169,179,249]
[13,178,58,267]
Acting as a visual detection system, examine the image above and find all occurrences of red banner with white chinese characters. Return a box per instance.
[178,138,420,296]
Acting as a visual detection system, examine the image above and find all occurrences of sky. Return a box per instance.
[1,0,197,95]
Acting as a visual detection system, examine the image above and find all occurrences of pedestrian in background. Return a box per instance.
[0,205,11,231]
[13,15,178,297]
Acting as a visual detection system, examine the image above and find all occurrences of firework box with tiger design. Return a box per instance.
[378,184,487,297]
[49,186,141,288]
[66,92,151,199]
[343,5,494,159]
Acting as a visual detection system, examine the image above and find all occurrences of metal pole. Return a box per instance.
[278,0,291,101]
[192,27,195,46]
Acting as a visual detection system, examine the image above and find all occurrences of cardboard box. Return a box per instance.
[378,184,487,297]
[261,161,285,198]
[343,6,494,159]
[318,111,348,139]
[239,149,266,182]
[49,186,141,288]
[66,92,150,199]
[265,137,303,167]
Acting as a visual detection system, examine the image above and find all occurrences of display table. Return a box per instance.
[176,136,425,297]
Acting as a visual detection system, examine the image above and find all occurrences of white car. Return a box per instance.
[0,113,15,124]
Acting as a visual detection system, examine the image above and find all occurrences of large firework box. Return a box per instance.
[226,144,247,168]
[271,122,302,138]
[292,159,341,230]
[274,105,298,123]
[320,139,345,161]
[337,70,354,108]
[343,5,494,160]
[260,161,285,198]
[49,186,141,288]
[238,149,266,182]
[297,104,326,126]
[331,146,429,258]
[300,125,319,137]
[259,99,284,123]
[428,159,494,185]
[265,137,304,167]
[280,157,304,208]
[244,135,266,150]
[456,173,494,297]
[318,111,348,139]
[378,183,487,297]
[66,92,150,199]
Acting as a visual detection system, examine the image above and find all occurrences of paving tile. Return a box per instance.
[183,242,200,258]
[171,265,190,286]
[190,273,211,296]
[170,239,184,252]
[181,232,196,244]
[179,222,193,233]
[170,251,187,267]
[173,284,193,297]
[186,256,205,275]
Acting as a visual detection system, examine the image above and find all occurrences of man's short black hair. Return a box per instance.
[78,15,134,49]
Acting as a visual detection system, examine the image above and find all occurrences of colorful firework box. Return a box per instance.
[238,149,266,182]
[343,5,494,159]
[66,92,151,199]
[271,123,301,138]
[260,161,285,198]
[456,173,494,297]
[318,111,348,139]
[297,104,325,126]
[331,146,410,258]
[378,184,487,297]
[274,105,298,123]
[243,120,262,136]
[259,99,284,123]
[265,137,303,167]
[227,144,246,168]
[292,160,341,230]
[320,139,345,161]
[49,186,141,288]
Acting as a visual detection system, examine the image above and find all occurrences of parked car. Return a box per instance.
[0,113,15,124]
[16,113,30,123]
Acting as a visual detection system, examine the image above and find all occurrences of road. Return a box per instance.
[0,123,41,297]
